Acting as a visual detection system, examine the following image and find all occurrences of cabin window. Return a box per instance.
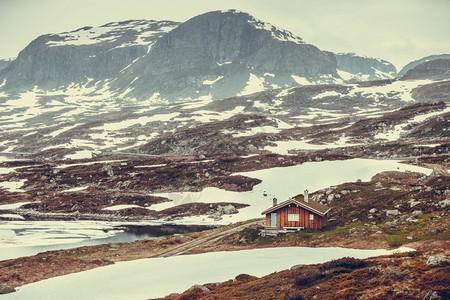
[288,214,299,221]
[309,214,314,221]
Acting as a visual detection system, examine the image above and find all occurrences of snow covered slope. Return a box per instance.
[0,10,402,103]
[0,77,447,159]
[335,52,397,81]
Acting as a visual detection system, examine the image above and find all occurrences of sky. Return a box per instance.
[0,0,449,70]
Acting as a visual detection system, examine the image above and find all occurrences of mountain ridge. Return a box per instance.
[0,10,404,103]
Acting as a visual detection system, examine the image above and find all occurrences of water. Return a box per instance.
[0,220,213,261]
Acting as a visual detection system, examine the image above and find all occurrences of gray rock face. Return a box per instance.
[0,58,12,73]
[401,59,450,80]
[0,20,179,91]
[397,54,450,77]
[101,10,339,101]
[335,52,397,81]
[0,284,16,294]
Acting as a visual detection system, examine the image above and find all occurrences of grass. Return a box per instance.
[385,234,408,247]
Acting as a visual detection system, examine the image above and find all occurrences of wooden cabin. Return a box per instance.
[261,190,330,234]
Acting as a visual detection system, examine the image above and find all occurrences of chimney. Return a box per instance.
[273,198,277,206]
[304,189,309,203]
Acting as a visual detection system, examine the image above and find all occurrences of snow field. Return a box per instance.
[3,246,414,300]
[151,159,431,225]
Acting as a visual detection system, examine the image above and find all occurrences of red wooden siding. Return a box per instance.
[268,204,326,230]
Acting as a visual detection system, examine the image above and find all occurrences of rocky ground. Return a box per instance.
[0,152,347,222]
[0,158,448,298]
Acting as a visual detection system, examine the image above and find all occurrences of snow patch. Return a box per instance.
[2,246,413,300]
[203,76,223,85]
[291,75,311,85]
[238,74,265,96]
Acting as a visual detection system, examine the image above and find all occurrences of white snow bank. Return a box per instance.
[4,246,414,300]
[151,159,431,225]
[0,179,26,192]
[0,214,25,220]
[238,73,265,96]
[62,186,89,193]
[102,204,141,211]
[0,202,33,210]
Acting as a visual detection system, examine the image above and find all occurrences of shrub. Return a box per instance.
[320,257,366,272]
[294,269,325,287]
[385,234,407,247]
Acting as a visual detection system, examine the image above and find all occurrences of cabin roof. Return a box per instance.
[261,197,330,217]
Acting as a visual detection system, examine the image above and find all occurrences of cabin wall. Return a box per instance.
[269,205,324,230]
[265,214,271,227]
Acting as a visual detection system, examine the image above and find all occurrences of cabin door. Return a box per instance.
[270,213,277,227]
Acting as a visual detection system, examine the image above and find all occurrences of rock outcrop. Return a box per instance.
[112,10,339,101]
[334,52,397,81]
[397,54,450,77]
[401,59,450,80]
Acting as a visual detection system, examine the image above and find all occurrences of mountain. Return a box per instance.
[334,52,397,82]
[397,54,450,77]
[111,10,339,101]
[0,19,179,92]
[0,58,13,73]
[401,59,450,80]
[0,10,400,103]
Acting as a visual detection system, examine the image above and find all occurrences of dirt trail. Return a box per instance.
[154,219,263,258]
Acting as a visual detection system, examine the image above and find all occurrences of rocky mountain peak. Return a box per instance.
[0,19,179,91]
[334,52,397,82]
[113,10,338,101]
[401,58,450,80]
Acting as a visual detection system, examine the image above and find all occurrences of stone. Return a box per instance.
[291,264,305,270]
[216,204,237,215]
[102,165,114,177]
[386,209,400,217]
[409,199,421,208]
[426,255,449,267]
[412,210,423,218]
[422,290,450,300]
[369,208,378,214]
[438,199,450,208]
[0,284,16,294]
[188,284,210,292]
[383,221,397,229]
[406,217,418,223]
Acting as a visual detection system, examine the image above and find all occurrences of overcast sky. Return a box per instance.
[1,0,449,70]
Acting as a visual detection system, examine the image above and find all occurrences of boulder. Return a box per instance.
[409,199,421,208]
[386,209,400,217]
[438,199,450,208]
[426,255,449,267]
[383,221,397,229]
[412,210,423,218]
[188,284,210,292]
[0,284,16,294]
[422,290,450,300]
[369,208,378,214]
[216,204,237,215]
